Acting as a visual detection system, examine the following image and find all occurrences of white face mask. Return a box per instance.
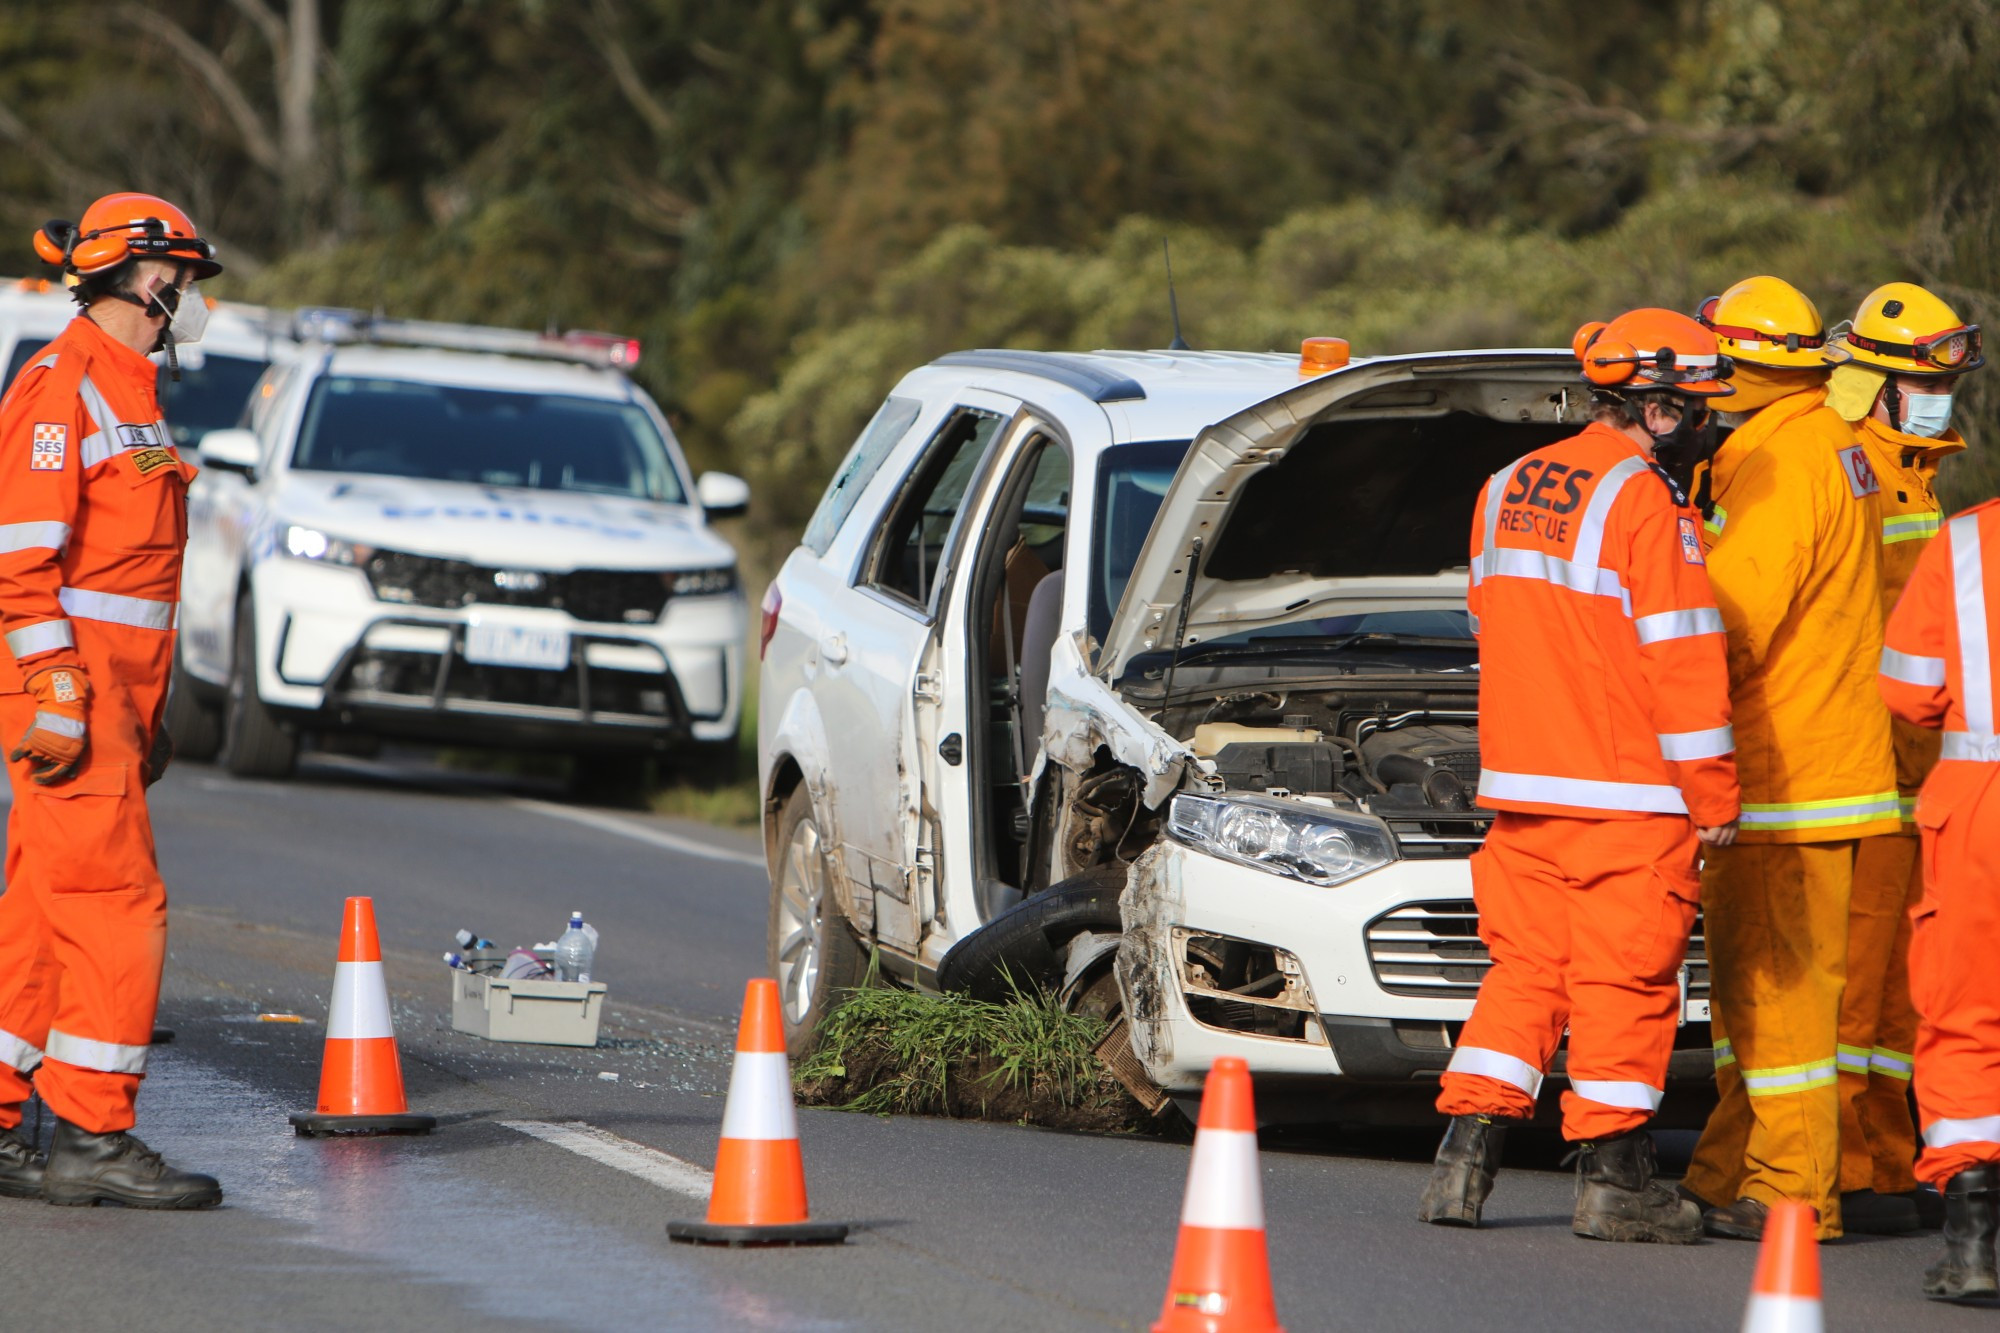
[1901,389,1954,439]
[168,286,209,345]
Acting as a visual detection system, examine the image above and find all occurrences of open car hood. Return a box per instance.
[1098,349,1577,680]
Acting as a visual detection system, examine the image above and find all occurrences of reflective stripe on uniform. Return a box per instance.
[1657,724,1735,762]
[1568,1078,1664,1112]
[1474,454,1649,614]
[0,520,71,554]
[1883,512,1942,545]
[1836,1044,1872,1076]
[1713,1039,1736,1070]
[1445,1044,1544,1098]
[1955,515,1995,735]
[1474,547,1631,609]
[1477,768,1689,814]
[1741,1058,1838,1097]
[44,1028,148,1075]
[0,1025,44,1073]
[1926,1116,2000,1149]
[32,710,83,739]
[30,352,57,372]
[5,619,74,658]
[1738,792,1901,830]
[1941,732,2000,762]
[1881,646,1948,687]
[1900,794,1919,822]
[1871,1047,1914,1081]
[1634,607,1725,645]
[1704,502,1727,537]
[57,586,176,631]
[1467,612,1480,634]
[74,373,170,470]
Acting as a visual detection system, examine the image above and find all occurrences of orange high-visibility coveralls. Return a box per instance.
[1683,387,1896,1237]
[1879,499,2000,1187]
[0,314,193,1134]
[1839,417,1963,1196]
[1438,421,1739,1142]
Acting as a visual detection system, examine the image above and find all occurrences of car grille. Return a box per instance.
[362,550,669,625]
[1364,899,1710,1000]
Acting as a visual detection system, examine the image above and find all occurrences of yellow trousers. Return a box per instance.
[1685,842,1853,1239]
[1837,831,1920,1194]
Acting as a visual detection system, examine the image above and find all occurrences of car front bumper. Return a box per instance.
[250,560,746,748]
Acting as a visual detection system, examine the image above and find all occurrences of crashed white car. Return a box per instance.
[759,346,1715,1123]
[172,310,749,782]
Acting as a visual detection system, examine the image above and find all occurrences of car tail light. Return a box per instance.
[759,583,782,660]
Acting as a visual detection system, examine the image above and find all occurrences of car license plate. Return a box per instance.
[464,622,571,670]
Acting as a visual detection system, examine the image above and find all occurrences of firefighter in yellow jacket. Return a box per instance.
[1823,282,1985,1235]
[1679,276,1899,1241]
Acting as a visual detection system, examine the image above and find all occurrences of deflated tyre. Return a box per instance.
[935,864,1129,1005]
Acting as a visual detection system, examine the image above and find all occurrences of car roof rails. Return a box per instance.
[933,349,1146,403]
[292,307,641,371]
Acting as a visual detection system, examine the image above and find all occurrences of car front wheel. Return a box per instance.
[767,784,868,1058]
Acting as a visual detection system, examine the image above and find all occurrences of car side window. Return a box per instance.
[803,395,923,556]
[863,407,1005,610]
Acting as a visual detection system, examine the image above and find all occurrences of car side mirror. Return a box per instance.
[199,428,262,478]
[696,471,750,520]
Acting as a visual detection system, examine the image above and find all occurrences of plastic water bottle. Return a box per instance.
[554,912,595,984]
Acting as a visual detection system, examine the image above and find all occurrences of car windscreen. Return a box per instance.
[159,353,268,448]
[1090,439,1191,645]
[291,377,685,503]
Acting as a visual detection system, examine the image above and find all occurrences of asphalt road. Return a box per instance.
[0,754,1975,1331]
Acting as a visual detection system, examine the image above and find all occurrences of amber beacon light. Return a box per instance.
[1298,337,1350,376]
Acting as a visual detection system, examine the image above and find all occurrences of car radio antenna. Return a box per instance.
[1164,239,1190,350]
[1158,536,1204,713]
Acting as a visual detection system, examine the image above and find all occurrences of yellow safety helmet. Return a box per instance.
[1833,282,1984,377]
[1693,275,1831,369]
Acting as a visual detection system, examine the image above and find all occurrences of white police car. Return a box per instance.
[171,310,749,784]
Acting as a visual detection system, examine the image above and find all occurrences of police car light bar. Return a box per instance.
[290,307,642,370]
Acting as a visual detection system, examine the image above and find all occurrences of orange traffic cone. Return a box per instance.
[1739,1201,1823,1333]
[289,897,436,1137]
[667,977,847,1246]
[1153,1056,1283,1333]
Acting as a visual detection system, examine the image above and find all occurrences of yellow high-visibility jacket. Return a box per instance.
[1700,388,1898,842]
[1856,416,1966,818]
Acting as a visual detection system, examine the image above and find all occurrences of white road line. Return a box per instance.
[513,798,766,869]
[498,1120,714,1200]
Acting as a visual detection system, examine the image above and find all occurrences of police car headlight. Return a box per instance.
[1165,792,1398,887]
[284,524,368,566]
[666,566,738,597]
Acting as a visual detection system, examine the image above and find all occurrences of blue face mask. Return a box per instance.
[1901,389,1954,439]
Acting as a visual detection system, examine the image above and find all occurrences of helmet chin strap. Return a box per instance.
[103,282,181,379]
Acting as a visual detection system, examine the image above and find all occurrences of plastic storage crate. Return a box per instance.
[451,961,608,1047]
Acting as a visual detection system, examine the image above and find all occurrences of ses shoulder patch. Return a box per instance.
[1838,444,1881,499]
[30,423,66,471]
[1679,516,1705,565]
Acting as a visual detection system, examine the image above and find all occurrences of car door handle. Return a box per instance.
[819,633,848,666]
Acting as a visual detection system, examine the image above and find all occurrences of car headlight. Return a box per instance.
[283,524,369,566]
[666,565,738,597]
[1166,792,1398,888]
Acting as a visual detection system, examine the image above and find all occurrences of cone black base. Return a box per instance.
[289,1111,436,1138]
[151,1027,175,1044]
[667,1218,848,1247]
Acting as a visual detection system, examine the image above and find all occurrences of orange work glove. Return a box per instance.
[11,663,90,785]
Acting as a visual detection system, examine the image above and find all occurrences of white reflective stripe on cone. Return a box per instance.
[45,1028,148,1075]
[33,710,84,739]
[1953,515,1994,735]
[5,619,73,658]
[1634,606,1724,645]
[1925,1115,2000,1149]
[326,960,397,1040]
[1657,724,1735,761]
[1179,1127,1265,1229]
[1477,768,1689,815]
[1568,1078,1665,1111]
[1742,1294,1823,1333]
[717,1050,799,1141]
[57,586,176,631]
[0,521,71,554]
[1881,646,1948,687]
[0,1026,45,1073]
[1941,732,2000,762]
[1445,1044,1545,1098]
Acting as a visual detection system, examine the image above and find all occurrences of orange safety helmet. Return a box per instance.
[1571,308,1734,397]
[31,192,221,280]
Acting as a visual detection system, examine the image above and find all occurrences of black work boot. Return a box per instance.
[1571,1129,1702,1244]
[41,1119,222,1209]
[1704,1196,1770,1240]
[1419,1113,1509,1227]
[1923,1166,2000,1302]
[0,1124,44,1199]
[1842,1188,1920,1235]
